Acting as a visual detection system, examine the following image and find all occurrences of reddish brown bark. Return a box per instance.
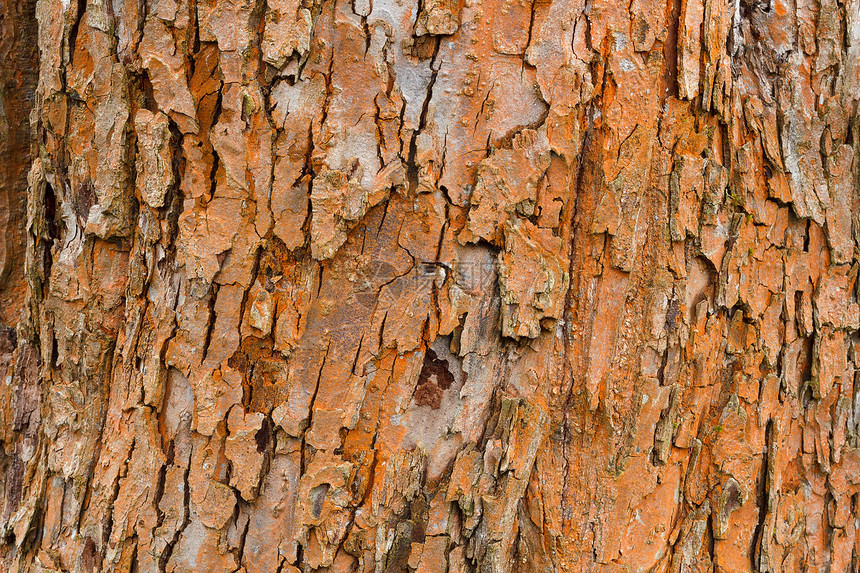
[1,0,860,571]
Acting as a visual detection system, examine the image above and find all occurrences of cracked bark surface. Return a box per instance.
[2,0,860,571]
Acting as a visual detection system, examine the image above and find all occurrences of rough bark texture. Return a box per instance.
[2,0,860,571]
[0,0,38,563]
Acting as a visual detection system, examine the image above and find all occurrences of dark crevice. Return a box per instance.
[67,0,87,66]
[660,0,682,99]
[406,38,441,195]
[751,419,773,569]
[158,456,192,572]
[300,341,331,475]
[207,89,224,200]
[201,284,219,362]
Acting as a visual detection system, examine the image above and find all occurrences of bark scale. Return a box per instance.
[1,0,859,571]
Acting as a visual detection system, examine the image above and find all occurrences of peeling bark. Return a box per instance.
[2,0,860,571]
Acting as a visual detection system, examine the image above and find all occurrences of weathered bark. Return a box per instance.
[2,0,860,571]
[0,0,38,561]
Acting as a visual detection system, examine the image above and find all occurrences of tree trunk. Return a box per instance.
[2,0,860,570]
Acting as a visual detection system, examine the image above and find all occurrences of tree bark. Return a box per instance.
[1,0,860,571]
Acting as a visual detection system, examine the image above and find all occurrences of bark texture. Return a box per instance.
[2,0,860,571]
[0,0,38,562]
